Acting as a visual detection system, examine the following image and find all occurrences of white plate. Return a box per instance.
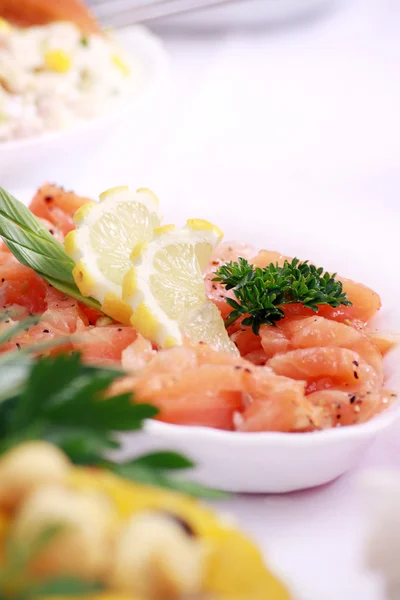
[117,221,400,494]
[0,27,167,190]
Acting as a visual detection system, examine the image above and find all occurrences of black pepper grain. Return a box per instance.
[353,360,359,367]
[353,371,359,379]
[349,395,356,404]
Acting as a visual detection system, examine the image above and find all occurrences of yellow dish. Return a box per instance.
[0,442,290,600]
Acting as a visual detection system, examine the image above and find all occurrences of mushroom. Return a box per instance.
[10,484,115,580]
[0,441,71,512]
[110,511,206,599]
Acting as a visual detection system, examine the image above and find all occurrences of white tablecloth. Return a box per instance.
[43,0,400,597]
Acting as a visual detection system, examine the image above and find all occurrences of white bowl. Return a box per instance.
[118,216,400,494]
[151,0,338,30]
[0,26,167,190]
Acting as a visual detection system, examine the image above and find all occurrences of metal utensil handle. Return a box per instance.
[89,0,234,27]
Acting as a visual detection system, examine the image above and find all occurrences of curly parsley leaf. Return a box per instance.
[214,257,352,334]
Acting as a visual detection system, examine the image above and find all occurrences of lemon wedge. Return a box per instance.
[65,186,161,324]
[123,220,238,354]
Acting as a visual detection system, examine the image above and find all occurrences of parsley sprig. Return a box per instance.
[0,348,225,499]
[213,257,351,334]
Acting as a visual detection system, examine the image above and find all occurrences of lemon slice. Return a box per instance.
[123,220,238,354]
[65,186,161,324]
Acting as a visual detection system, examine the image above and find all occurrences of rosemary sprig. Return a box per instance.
[0,187,100,311]
[213,257,351,334]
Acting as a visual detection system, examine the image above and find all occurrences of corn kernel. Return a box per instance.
[44,50,72,73]
[0,18,11,34]
[112,54,130,77]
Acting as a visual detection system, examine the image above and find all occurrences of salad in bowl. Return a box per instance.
[0,19,133,142]
[0,184,397,492]
[0,1,167,186]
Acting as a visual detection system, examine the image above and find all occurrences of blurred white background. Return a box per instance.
[17,1,400,597]
[75,0,400,245]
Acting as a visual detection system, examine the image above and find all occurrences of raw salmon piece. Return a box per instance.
[79,304,105,326]
[239,389,321,433]
[364,330,400,357]
[121,347,243,429]
[38,218,64,244]
[259,325,291,358]
[268,347,381,390]
[122,334,155,373]
[29,184,92,236]
[118,342,319,430]
[1,285,87,353]
[205,242,255,320]
[207,245,382,330]
[241,350,270,366]
[44,286,88,332]
[250,250,290,269]
[0,253,47,315]
[154,390,241,430]
[280,278,381,324]
[205,242,256,275]
[72,326,138,366]
[205,277,234,320]
[238,366,324,432]
[306,389,382,428]
[339,277,382,322]
[252,250,381,324]
[231,327,265,361]
[287,316,384,379]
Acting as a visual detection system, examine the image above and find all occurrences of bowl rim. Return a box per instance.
[0,25,168,152]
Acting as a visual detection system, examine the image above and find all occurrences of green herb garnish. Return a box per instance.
[0,188,100,311]
[214,257,351,334]
[80,35,89,47]
[0,346,225,499]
